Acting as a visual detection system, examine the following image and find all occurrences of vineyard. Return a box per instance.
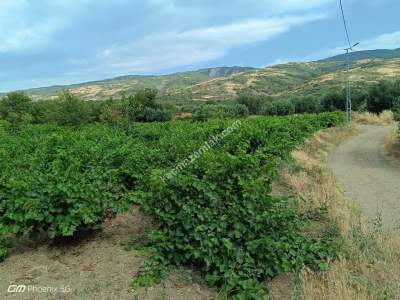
[0,112,345,298]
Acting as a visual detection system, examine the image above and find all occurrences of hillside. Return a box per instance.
[174,58,400,101]
[322,48,400,62]
[21,66,256,100]
[6,49,400,101]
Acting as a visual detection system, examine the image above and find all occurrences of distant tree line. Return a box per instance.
[0,89,172,127]
[1,79,399,127]
[235,79,400,120]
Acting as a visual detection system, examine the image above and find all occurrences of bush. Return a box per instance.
[237,94,271,115]
[367,80,400,113]
[274,99,296,116]
[293,96,321,114]
[122,89,172,122]
[261,99,295,116]
[0,124,130,240]
[193,105,209,122]
[100,101,124,124]
[0,92,33,127]
[0,113,346,297]
[0,224,10,262]
[321,90,346,112]
[391,97,400,122]
[53,92,92,126]
[133,113,346,297]
[261,101,278,116]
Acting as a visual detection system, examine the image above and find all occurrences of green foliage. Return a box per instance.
[367,80,400,113]
[293,96,322,114]
[0,124,129,239]
[0,224,10,262]
[0,92,33,127]
[393,97,400,121]
[53,92,92,126]
[0,112,345,297]
[134,113,346,297]
[192,105,209,122]
[321,90,346,112]
[122,89,172,122]
[273,99,296,116]
[237,94,271,115]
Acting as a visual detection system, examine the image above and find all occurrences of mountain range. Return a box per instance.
[4,48,400,102]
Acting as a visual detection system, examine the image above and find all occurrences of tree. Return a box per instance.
[321,90,346,112]
[293,96,321,114]
[53,91,91,126]
[274,99,296,116]
[366,80,400,114]
[123,89,171,122]
[193,105,209,122]
[236,93,269,115]
[0,92,33,126]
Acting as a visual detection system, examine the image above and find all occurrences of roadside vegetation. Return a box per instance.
[280,123,400,299]
[385,123,400,160]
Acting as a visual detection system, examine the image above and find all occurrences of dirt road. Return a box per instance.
[329,125,400,228]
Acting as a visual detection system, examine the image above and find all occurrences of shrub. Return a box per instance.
[122,89,172,122]
[392,97,400,122]
[0,113,346,297]
[133,113,346,297]
[0,92,33,127]
[53,92,92,126]
[293,96,321,114]
[100,102,124,124]
[0,224,10,262]
[321,90,346,112]
[261,101,278,116]
[237,94,271,115]
[367,80,400,113]
[0,124,130,240]
[193,105,209,122]
[274,99,296,116]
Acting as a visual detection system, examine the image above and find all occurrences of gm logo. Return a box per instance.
[7,285,26,293]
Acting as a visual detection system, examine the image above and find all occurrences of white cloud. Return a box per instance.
[94,14,325,74]
[312,30,400,61]
[357,31,400,50]
[0,0,96,53]
[261,0,334,12]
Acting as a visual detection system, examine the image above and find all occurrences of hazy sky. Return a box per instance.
[1,0,399,91]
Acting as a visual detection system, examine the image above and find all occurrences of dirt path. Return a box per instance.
[329,125,400,228]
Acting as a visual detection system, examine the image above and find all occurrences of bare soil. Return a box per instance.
[0,207,216,299]
[329,125,400,228]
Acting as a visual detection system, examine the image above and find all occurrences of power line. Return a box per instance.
[339,0,352,49]
[338,0,357,122]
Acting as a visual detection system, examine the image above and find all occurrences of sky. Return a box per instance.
[1,0,399,92]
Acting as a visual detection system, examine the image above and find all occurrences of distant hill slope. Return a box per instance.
[4,49,400,101]
[322,48,400,62]
[179,58,400,101]
[22,66,256,100]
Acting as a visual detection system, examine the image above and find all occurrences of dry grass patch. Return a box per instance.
[353,110,394,125]
[275,124,400,299]
[385,123,400,160]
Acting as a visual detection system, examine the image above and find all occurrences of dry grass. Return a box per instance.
[385,123,400,160]
[353,110,395,125]
[172,113,193,121]
[278,124,400,299]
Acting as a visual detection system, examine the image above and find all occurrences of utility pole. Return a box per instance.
[344,42,359,122]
